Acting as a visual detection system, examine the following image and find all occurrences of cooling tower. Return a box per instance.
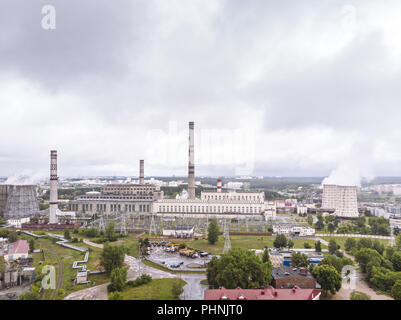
[322,184,359,218]
[3,185,40,220]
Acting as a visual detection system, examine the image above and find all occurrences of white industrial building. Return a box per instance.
[322,184,359,218]
[273,224,315,237]
[162,225,195,238]
[297,205,308,215]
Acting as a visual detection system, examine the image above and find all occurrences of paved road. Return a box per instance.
[180,274,208,300]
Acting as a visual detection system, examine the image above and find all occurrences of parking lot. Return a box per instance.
[147,244,217,271]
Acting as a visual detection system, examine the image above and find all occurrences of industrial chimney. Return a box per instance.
[139,160,145,184]
[188,121,195,199]
[217,179,222,193]
[49,150,58,224]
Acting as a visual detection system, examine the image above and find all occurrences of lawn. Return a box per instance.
[121,278,186,300]
[321,236,391,250]
[184,235,324,254]
[21,233,109,300]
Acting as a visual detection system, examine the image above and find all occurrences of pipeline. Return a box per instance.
[23,231,90,274]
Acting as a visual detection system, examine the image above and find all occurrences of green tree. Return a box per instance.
[273,234,287,248]
[312,264,342,296]
[396,234,401,250]
[0,256,5,273]
[8,231,18,243]
[18,291,40,300]
[108,292,124,300]
[319,255,353,273]
[109,267,128,292]
[172,279,184,299]
[372,240,385,255]
[391,281,401,300]
[29,239,35,253]
[100,244,125,275]
[327,223,335,233]
[328,239,338,255]
[355,248,383,274]
[207,248,272,289]
[391,252,401,271]
[261,247,270,264]
[315,213,325,230]
[290,252,309,268]
[207,219,219,245]
[64,229,71,240]
[357,238,373,250]
[315,241,322,253]
[307,214,313,226]
[287,240,294,249]
[106,222,117,241]
[344,238,356,252]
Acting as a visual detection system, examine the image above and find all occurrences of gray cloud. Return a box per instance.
[1,0,401,179]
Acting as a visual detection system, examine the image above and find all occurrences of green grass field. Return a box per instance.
[21,233,109,300]
[183,235,324,254]
[320,236,391,250]
[121,278,186,300]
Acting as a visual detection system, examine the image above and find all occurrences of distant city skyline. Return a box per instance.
[2,1,401,181]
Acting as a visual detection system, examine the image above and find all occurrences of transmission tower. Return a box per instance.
[120,214,127,235]
[223,218,231,253]
[98,216,106,233]
[149,214,157,236]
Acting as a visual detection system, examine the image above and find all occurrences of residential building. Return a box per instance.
[4,240,29,262]
[272,266,317,289]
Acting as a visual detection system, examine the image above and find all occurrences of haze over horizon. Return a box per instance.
[1,1,401,183]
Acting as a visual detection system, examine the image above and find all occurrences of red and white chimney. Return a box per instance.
[217,179,222,193]
[49,150,58,224]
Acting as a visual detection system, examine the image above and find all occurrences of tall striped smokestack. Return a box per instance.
[139,160,144,184]
[49,150,58,224]
[188,121,195,199]
[217,179,222,193]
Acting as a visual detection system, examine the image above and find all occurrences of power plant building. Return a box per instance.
[322,184,359,218]
[67,160,163,215]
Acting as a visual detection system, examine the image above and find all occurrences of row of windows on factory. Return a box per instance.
[203,195,261,201]
[69,203,150,212]
[79,195,153,200]
[158,205,262,214]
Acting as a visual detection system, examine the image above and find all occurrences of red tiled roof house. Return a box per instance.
[204,286,321,300]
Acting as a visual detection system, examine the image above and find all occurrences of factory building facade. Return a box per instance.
[68,183,163,215]
[322,184,359,218]
[67,160,163,216]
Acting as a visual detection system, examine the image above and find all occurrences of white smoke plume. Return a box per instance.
[3,170,46,185]
[322,141,376,187]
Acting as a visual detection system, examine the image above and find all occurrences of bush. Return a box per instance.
[350,291,371,300]
[303,242,311,249]
[109,292,123,300]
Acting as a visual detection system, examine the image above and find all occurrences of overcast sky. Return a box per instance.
[1,1,401,183]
